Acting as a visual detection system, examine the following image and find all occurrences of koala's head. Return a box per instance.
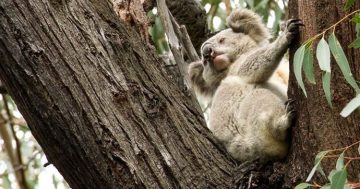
[201,9,271,72]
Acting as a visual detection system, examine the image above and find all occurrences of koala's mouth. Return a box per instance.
[204,51,224,63]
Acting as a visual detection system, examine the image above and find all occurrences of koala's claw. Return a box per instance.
[284,99,295,112]
[286,19,304,33]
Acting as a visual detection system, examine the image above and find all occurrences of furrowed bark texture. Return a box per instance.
[279,0,360,187]
[0,0,234,188]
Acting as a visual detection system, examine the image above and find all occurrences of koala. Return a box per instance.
[188,9,302,162]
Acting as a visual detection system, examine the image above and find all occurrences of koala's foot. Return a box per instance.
[285,99,296,121]
[271,114,291,141]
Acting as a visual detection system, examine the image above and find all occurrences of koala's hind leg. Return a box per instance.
[269,100,295,141]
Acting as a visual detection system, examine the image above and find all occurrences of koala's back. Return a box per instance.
[209,76,289,162]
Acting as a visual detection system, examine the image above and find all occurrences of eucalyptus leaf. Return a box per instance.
[352,14,360,23]
[340,94,360,117]
[328,169,337,181]
[306,151,329,182]
[328,33,360,94]
[348,38,360,49]
[295,183,312,189]
[303,47,316,84]
[320,184,331,189]
[336,152,344,170]
[317,37,331,72]
[322,72,333,108]
[317,164,327,178]
[330,169,347,189]
[294,45,307,97]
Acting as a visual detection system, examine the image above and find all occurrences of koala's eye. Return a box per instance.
[219,37,225,43]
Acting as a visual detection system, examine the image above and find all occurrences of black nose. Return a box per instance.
[202,44,213,59]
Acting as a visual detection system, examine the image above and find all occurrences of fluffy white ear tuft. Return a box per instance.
[226,9,272,44]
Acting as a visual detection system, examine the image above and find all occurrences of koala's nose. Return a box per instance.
[202,44,213,58]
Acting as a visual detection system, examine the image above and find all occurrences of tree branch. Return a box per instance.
[166,0,210,51]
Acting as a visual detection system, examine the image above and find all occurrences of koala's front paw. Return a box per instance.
[284,19,304,40]
[188,61,204,81]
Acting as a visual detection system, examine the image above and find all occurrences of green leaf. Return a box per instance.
[344,184,352,189]
[303,47,316,84]
[328,33,360,94]
[348,38,360,49]
[306,151,329,182]
[344,0,356,10]
[320,184,331,189]
[294,45,307,97]
[295,183,312,189]
[317,164,327,178]
[317,37,331,72]
[322,72,333,108]
[328,169,337,181]
[340,94,360,117]
[352,14,360,23]
[356,23,360,38]
[336,152,344,170]
[330,169,347,189]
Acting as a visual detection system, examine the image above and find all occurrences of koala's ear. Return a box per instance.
[226,9,271,43]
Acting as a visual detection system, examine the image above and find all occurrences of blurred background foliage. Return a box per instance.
[0,0,287,188]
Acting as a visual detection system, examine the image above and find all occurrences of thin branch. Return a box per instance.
[305,9,360,44]
[3,95,29,189]
[156,0,188,88]
[169,11,200,62]
[0,150,43,178]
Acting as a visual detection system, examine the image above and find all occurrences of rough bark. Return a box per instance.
[279,0,360,187]
[0,0,235,188]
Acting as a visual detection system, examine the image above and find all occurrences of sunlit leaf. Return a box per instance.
[294,45,307,97]
[320,184,331,189]
[322,72,333,108]
[348,38,360,49]
[295,183,312,189]
[330,169,347,189]
[317,37,331,72]
[344,0,356,10]
[336,152,344,170]
[306,151,329,182]
[340,94,360,117]
[303,47,316,84]
[328,33,360,94]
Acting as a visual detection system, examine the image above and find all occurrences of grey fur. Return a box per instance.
[188,9,301,162]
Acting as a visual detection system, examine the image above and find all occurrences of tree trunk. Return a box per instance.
[0,0,235,188]
[278,0,360,187]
